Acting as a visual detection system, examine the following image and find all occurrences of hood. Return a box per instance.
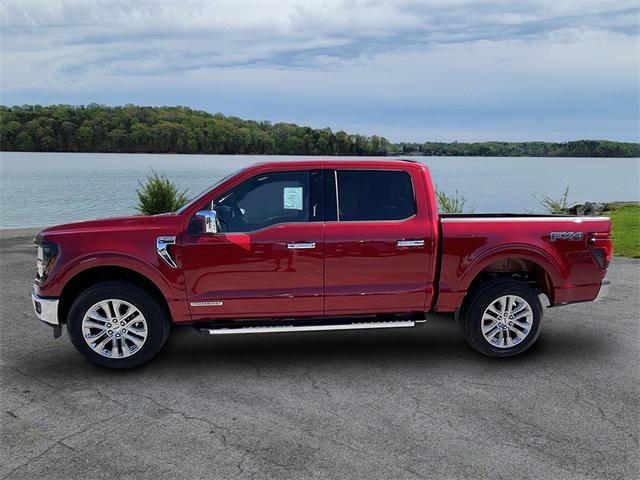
[37,213,183,239]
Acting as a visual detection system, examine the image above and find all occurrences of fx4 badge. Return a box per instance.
[550,231,584,241]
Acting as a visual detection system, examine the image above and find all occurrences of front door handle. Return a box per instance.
[397,240,425,248]
[287,242,316,250]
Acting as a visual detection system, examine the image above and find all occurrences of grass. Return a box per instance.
[604,203,640,258]
[435,187,472,213]
[534,185,571,214]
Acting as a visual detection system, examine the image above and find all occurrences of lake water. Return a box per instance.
[0,152,638,229]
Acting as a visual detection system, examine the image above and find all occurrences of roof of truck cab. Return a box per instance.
[178,158,433,217]
[243,158,427,170]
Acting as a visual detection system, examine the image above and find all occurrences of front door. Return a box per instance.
[323,168,435,315]
[181,169,324,321]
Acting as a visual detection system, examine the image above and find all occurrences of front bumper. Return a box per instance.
[595,280,611,302]
[31,289,60,326]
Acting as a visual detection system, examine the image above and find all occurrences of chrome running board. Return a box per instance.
[199,319,423,335]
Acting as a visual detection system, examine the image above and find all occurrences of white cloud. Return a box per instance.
[1,0,638,141]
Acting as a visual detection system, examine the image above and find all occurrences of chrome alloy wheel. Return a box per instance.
[81,299,148,358]
[481,295,533,348]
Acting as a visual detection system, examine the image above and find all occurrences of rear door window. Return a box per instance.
[335,170,415,221]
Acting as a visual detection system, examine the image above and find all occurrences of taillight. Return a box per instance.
[588,232,612,270]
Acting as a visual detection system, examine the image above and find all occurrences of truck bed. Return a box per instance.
[435,213,611,311]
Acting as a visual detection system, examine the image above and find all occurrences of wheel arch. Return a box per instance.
[58,265,171,325]
[460,246,562,306]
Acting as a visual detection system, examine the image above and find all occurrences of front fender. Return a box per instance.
[36,251,179,300]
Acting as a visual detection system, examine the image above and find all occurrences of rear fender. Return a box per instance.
[437,243,563,311]
[460,244,563,291]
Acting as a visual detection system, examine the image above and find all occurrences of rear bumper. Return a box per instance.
[31,290,60,326]
[595,280,611,302]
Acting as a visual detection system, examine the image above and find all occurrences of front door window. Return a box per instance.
[213,171,311,233]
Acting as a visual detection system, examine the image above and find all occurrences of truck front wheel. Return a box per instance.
[66,282,170,368]
[461,279,543,357]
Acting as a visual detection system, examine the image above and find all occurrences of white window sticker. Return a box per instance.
[283,187,303,210]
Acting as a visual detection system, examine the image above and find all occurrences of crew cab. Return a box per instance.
[31,160,612,368]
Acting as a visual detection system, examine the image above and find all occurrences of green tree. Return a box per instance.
[136,170,189,215]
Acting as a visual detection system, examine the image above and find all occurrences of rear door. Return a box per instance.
[323,167,435,315]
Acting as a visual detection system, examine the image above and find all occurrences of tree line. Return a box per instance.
[1,104,638,157]
[396,140,640,158]
[0,104,391,155]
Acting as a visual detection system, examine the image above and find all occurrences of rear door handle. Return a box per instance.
[397,240,425,247]
[287,242,316,250]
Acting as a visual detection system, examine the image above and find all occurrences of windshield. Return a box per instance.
[176,167,248,214]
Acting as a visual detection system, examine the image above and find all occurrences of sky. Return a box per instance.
[1,0,639,142]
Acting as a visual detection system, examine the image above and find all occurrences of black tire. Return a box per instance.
[66,281,170,368]
[461,278,543,358]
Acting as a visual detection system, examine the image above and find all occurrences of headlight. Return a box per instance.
[35,241,59,283]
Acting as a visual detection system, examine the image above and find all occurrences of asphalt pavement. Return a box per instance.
[1,228,638,479]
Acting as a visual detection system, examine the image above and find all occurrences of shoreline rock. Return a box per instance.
[568,202,608,216]
[568,201,638,216]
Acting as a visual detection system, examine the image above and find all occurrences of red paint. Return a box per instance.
[34,160,611,324]
[181,223,325,320]
[436,217,610,310]
[323,163,437,315]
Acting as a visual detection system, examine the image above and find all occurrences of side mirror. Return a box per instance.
[195,210,219,234]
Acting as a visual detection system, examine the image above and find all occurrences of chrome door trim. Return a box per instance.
[396,240,425,247]
[157,236,177,268]
[287,242,316,250]
[334,170,340,221]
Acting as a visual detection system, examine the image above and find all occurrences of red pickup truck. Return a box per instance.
[32,160,612,368]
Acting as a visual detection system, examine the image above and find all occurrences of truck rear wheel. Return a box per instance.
[66,282,170,368]
[461,278,543,357]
